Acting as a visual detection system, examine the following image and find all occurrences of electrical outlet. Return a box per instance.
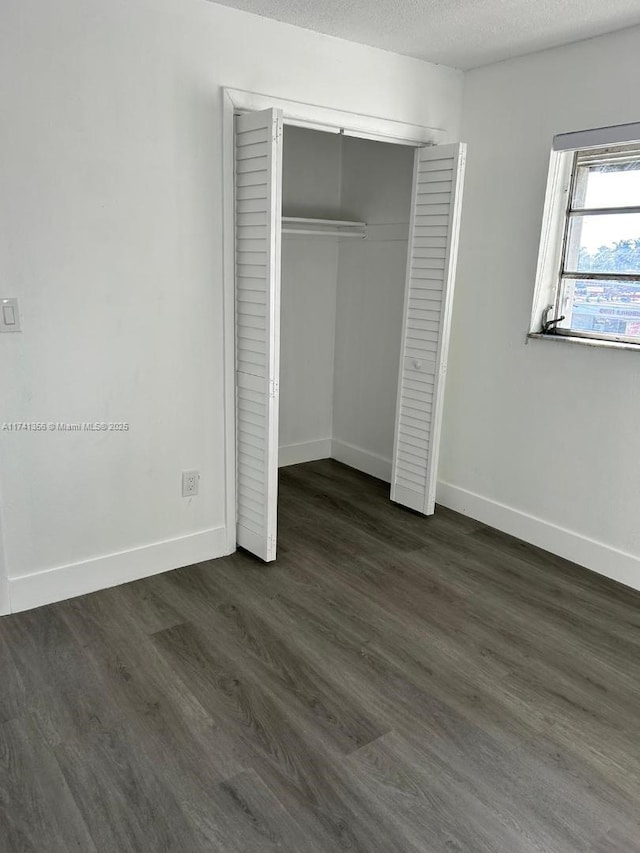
[182,470,200,497]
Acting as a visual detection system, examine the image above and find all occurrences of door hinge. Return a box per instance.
[269,379,279,398]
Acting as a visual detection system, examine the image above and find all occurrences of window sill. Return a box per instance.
[527,332,640,352]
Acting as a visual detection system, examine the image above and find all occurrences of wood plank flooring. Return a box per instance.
[1,458,640,851]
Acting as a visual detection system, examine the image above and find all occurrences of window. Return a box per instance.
[532,127,640,348]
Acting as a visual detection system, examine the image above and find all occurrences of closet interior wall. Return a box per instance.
[278,126,415,479]
[332,137,414,481]
[279,126,342,467]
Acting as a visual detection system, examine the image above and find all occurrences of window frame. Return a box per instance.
[531,141,640,349]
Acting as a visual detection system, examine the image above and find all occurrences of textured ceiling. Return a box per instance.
[209,0,640,69]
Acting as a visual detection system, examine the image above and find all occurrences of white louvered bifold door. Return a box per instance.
[235,108,283,561]
[390,142,466,515]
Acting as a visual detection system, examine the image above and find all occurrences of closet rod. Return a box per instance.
[282,229,365,238]
[282,217,367,228]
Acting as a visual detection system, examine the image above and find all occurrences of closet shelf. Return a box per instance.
[282,217,367,239]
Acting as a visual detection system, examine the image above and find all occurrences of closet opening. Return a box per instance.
[234,106,466,562]
[279,125,414,484]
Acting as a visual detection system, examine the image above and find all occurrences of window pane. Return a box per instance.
[574,159,640,210]
[564,214,640,274]
[558,277,640,340]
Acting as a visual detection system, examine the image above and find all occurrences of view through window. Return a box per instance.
[556,143,640,343]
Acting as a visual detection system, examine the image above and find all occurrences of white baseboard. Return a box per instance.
[10,469,637,615]
[8,525,229,614]
[331,439,392,482]
[437,481,640,593]
[279,438,332,468]
[0,505,9,616]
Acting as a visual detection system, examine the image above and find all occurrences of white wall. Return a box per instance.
[279,127,342,464]
[440,25,640,590]
[0,0,462,612]
[282,127,344,221]
[333,137,414,479]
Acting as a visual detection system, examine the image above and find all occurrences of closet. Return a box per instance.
[234,108,465,561]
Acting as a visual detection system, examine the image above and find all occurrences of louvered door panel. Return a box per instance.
[235,108,283,560]
[391,142,466,515]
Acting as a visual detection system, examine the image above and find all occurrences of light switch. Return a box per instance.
[0,299,21,332]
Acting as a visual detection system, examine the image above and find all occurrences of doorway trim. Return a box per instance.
[221,86,447,553]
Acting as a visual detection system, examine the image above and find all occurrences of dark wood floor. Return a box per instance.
[2,460,640,851]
